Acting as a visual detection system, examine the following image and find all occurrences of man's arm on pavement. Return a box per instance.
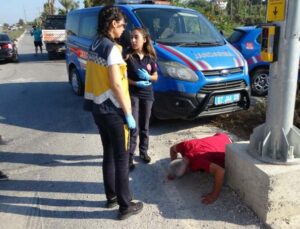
[170,144,178,161]
[201,162,225,205]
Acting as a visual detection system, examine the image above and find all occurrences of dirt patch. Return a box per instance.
[212,91,300,140]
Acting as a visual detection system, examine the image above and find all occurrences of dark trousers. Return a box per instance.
[93,113,131,209]
[129,95,153,156]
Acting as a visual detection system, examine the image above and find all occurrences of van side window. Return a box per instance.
[66,13,79,36]
[79,13,98,39]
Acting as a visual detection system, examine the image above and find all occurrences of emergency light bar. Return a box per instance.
[115,0,154,4]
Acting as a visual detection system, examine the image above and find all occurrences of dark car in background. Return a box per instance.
[0,33,18,63]
[227,26,300,96]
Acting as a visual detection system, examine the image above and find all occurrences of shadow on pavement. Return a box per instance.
[18,53,65,63]
[0,151,102,167]
[0,203,115,219]
[0,180,117,219]
[0,82,97,134]
[0,195,101,208]
[0,60,18,65]
[0,81,214,135]
[0,180,102,194]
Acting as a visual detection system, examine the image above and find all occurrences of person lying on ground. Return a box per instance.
[167,132,232,204]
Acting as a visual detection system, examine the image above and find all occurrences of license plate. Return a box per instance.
[214,93,240,105]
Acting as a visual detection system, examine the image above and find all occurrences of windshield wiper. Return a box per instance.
[177,41,223,47]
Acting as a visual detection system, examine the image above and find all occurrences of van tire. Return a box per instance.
[251,68,269,96]
[70,68,84,96]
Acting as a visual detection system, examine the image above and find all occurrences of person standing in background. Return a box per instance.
[30,25,43,56]
[124,27,158,171]
[83,6,143,220]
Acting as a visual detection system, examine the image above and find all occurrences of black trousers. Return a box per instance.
[93,113,131,209]
[129,95,153,157]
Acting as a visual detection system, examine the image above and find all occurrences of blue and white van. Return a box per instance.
[65,1,250,119]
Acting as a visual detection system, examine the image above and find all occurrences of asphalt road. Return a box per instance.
[0,31,263,229]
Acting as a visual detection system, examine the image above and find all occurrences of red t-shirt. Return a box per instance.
[176,133,232,173]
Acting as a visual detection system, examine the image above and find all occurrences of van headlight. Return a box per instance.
[158,61,198,82]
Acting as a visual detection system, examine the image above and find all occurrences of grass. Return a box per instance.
[3,29,25,40]
[212,90,300,140]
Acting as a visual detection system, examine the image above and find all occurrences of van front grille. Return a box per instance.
[202,67,243,77]
[200,80,247,94]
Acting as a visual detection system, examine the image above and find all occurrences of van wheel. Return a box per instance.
[70,68,83,96]
[251,68,269,96]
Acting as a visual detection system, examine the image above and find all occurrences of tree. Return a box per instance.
[48,0,56,15]
[42,2,56,16]
[83,0,114,7]
[18,19,25,26]
[58,0,79,14]
[3,23,9,29]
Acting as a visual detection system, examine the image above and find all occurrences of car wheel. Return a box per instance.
[251,68,269,96]
[12,53,19,63]
[70,68,83,96]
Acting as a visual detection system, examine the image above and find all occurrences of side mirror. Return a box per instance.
[220,30,224,36]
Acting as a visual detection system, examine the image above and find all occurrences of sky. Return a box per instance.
[0,0,84,25]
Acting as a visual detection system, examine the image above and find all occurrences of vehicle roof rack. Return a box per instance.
[116,0,154,4]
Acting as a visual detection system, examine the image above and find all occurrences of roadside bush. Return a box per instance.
[212,91,300,140]
[6,29,25,40]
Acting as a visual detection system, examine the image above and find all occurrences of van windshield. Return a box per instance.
[134,8,225,46]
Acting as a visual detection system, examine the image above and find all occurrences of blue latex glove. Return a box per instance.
[136,81,152,88]
[137,68,151,81]
[125,114,136,129]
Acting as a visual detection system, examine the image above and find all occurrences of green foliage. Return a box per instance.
[5,28,25,40]
[172,0,267,35]
[58,0,80,14]
[83,0,113,7]
[18,19,25,26]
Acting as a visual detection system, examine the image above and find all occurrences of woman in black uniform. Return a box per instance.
[125,28,158,170]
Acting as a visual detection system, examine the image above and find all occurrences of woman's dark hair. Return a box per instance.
[125,27,157,60]
[98,5,125,40]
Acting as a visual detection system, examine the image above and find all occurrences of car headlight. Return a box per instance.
[158,61,198,82]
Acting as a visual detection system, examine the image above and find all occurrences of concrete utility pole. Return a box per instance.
[225,2,300,225]
[23,5,27,24]
[249,0,300,164]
